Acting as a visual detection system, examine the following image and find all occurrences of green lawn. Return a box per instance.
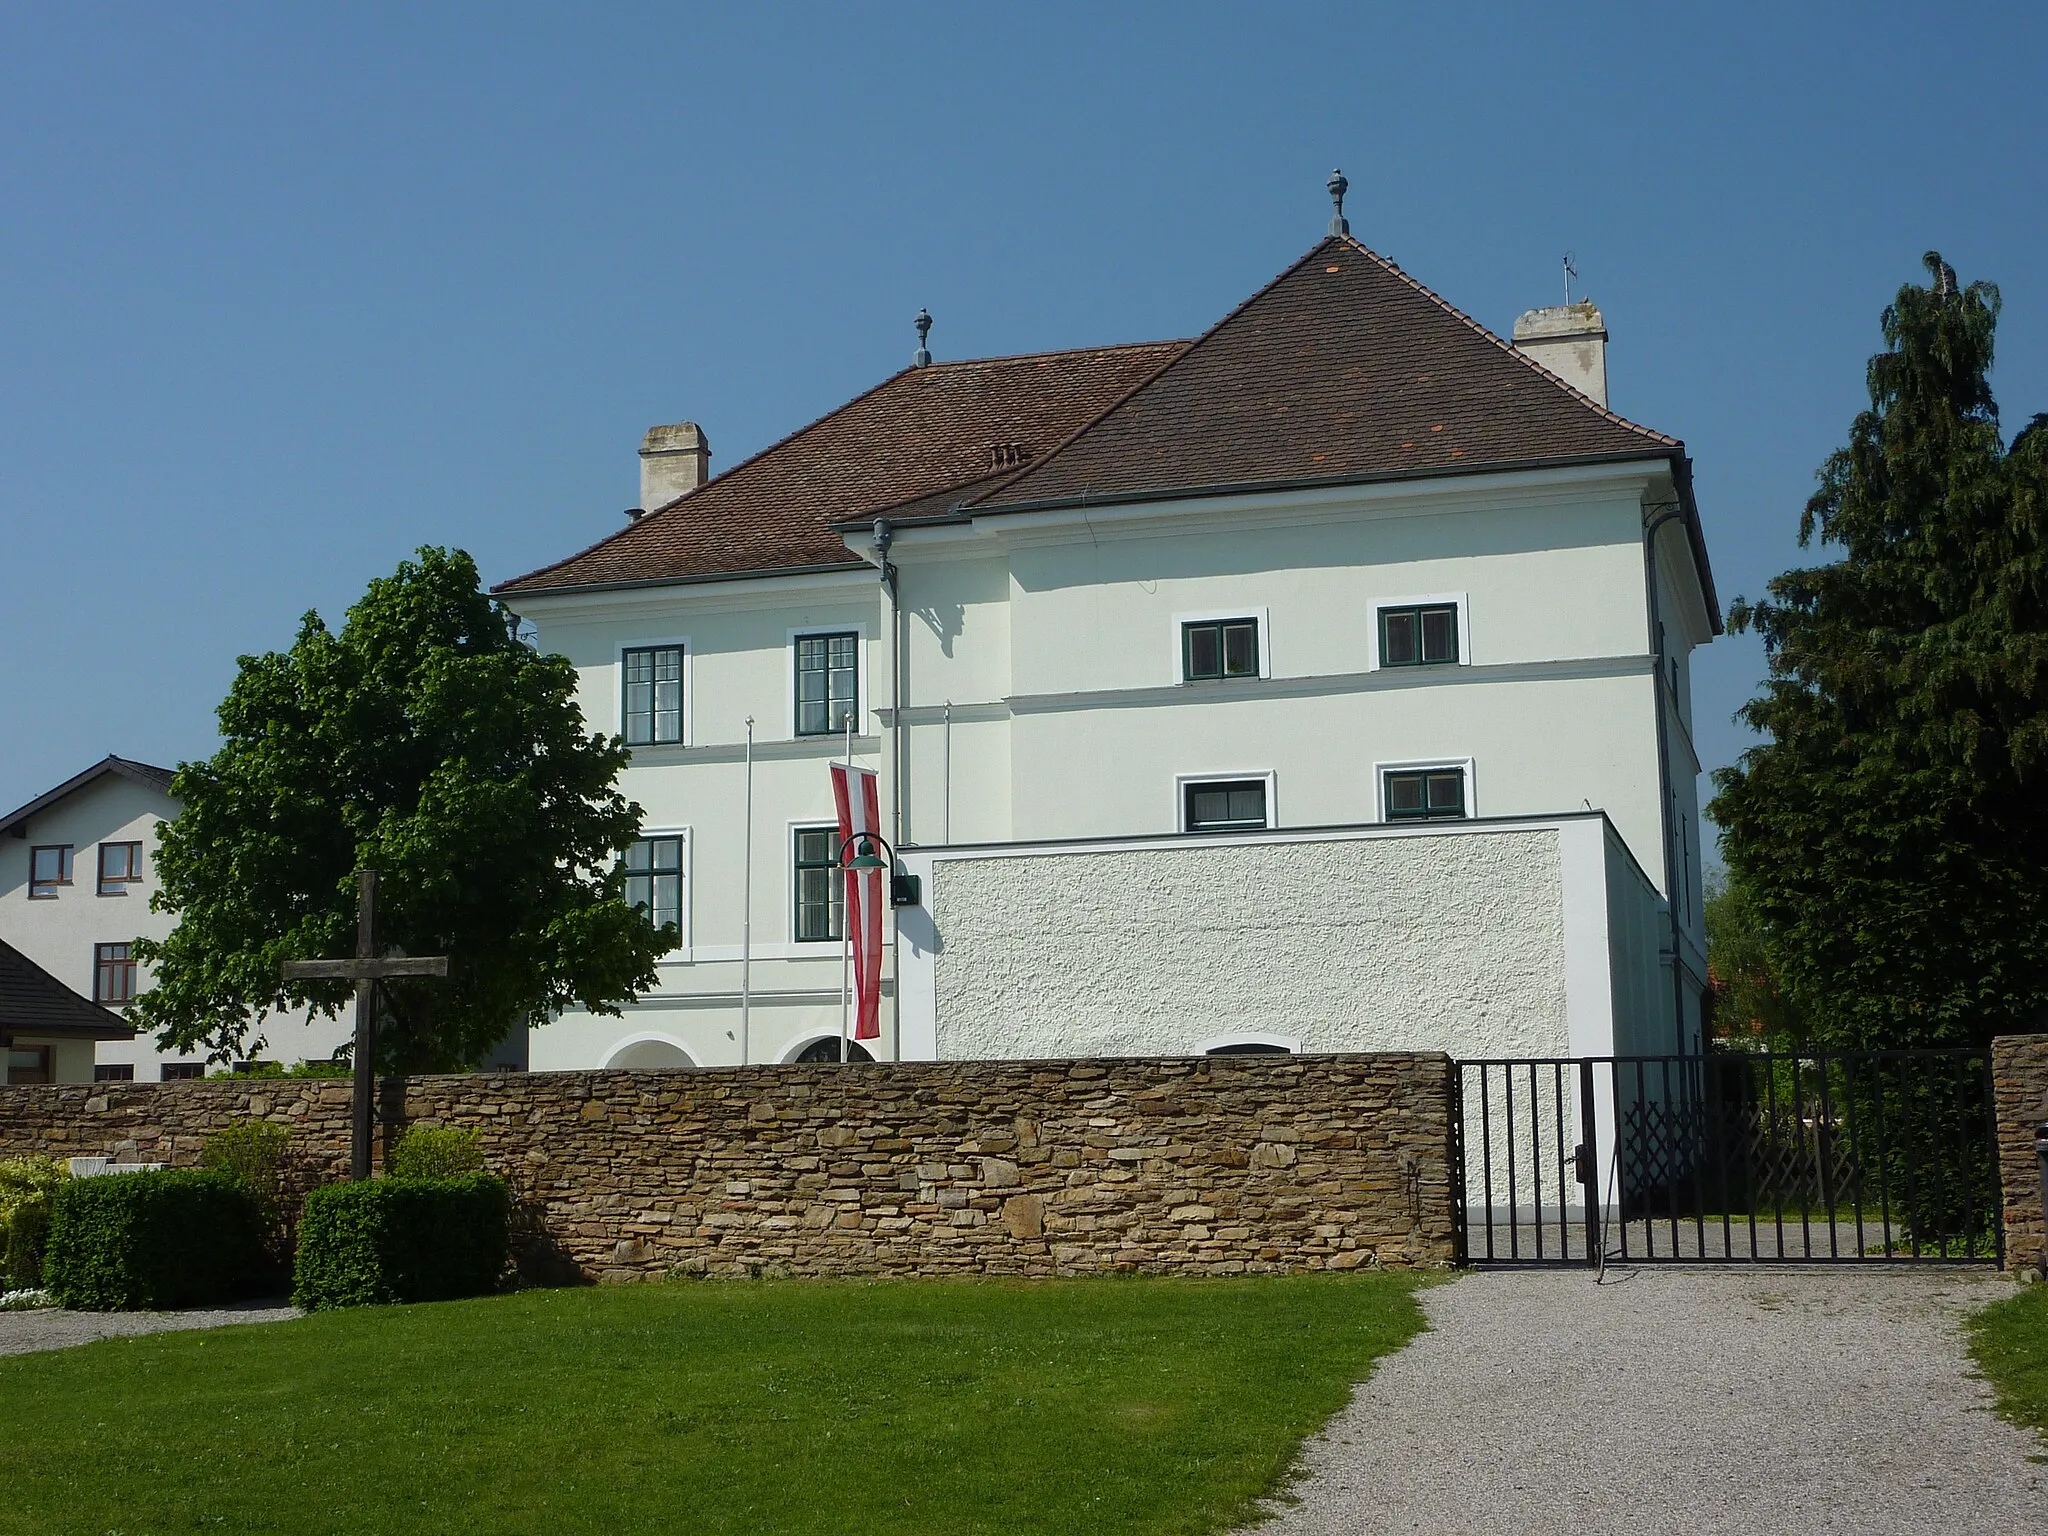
[1970,1281,2048,1451]
[0,1273,1430,1536]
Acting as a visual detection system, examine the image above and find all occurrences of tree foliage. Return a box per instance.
[1709,253,2048,1049]
[1702,867,1806,1046]
[132,547,672,1070]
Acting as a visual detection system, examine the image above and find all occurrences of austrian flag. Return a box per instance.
[829,762,884,1040]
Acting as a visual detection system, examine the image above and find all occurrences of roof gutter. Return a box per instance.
[491,560,871,602]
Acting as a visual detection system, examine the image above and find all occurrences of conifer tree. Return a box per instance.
[1710,254,2048,1048]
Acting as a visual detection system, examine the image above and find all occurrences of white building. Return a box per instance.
[498,223,1718,1071]
[0,756,353,1081]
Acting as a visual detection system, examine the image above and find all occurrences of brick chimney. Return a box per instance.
[639,423,711,510]
[1512,302,1608,408]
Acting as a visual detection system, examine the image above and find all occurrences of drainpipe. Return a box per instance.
[1643,503,1690,1056]
[873,518,902,1061]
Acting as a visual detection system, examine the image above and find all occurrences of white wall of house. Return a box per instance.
[513,458,1712,1069]
[0,773,350,1081]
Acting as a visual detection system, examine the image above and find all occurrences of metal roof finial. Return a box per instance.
[1326,168,1350,237]
[913,307,933,368]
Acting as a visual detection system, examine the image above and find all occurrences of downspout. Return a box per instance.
[1643,502,1690,1055]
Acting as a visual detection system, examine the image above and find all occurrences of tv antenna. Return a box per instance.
[1563,251,1579,306]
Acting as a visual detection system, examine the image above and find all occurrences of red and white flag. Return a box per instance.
[830,762,884,1040]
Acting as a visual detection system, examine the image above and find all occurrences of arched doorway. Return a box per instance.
[794,1037,874,1063]
[604,1037,696,1069]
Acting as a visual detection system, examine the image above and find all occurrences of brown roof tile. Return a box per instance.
[495,342,1189,595]
[965,236,1679,513]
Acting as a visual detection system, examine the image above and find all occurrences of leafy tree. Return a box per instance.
[1709,253,2048,1049]
[133,547,672,1070]
[1702,867,1805,1046]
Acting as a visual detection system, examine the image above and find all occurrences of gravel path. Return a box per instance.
[1250,1268,2045,1536]
[0,1301,300,1357]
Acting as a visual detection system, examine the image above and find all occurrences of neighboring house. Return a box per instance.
[497,215,1717,1071]
[0,756,352,1079]
[0,936,134,1084]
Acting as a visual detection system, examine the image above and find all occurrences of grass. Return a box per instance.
[0,1271,1430,1536]
[1970,1281,2048,1454]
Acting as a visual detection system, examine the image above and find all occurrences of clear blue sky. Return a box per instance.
[4,2,2045,841]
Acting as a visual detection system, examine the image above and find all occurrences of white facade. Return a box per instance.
[0,764,351,1082]
[512,460,1713,1069]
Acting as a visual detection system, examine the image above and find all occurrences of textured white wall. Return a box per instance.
[927,829,1568,1061]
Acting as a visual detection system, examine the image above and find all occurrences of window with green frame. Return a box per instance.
[795,631,859,736]
[623,836,684,934]
[1183,778,1269,833]
[793,826,844,942]
[1378,604,1459,666]
[1382,767,1466,821]
[1182,618,1259,681]
[622,646,684,744]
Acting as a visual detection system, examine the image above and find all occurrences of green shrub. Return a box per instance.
[293,1175,510,1310]
[388,1124,484,1180]
[0,1157,69,1290]
[201,1121,295,1281]
[43,1171,264,1311]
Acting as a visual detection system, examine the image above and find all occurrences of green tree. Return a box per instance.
[132,547,672,1070]
[1709,253,2048,1049]
[1702,867,1806,1046]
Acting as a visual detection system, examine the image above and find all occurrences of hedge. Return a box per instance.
[293,1175,511,1310]
[43,1171,264,1311]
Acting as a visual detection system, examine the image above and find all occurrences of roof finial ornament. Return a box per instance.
[913,307,933,368]
[1563,251,1578,306]
[1326,169,1349,237]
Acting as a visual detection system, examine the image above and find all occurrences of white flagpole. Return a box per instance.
[840,712,852,1059]
[741,716,754,1065]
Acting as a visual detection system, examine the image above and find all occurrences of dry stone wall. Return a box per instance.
[1993,1033,2048,1276]
[0,1054,1457,1280]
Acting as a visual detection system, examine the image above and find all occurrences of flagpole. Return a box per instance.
[840,712,852,1060]
[740,716,754,1066]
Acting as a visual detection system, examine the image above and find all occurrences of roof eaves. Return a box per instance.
[496,559,872,603]
[0,755,179,838]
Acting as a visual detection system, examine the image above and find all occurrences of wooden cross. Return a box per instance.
[280,871,448,1180]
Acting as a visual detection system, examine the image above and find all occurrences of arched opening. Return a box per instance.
[1205,1041,1293,1055]
[605,1037,696,1069]
[794,1037,874,1064]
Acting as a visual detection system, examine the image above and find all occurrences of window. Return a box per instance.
[1183,778,1269,833]
[1182,618,1259,681]
[793,826,844,942]
[1379,603,1459,666]
[795,632,859,736]
[1206,1042,1293,1055]
[1383,767,1467,821]
[795,1037,874,1063]
[161,1062,205,1081]
[624,836,684,934]
[98,841,143,896]
[94,942,137,1005]
[6,1047,51,1085]
[622,646,685,746]
[29,844,73,898]
[94,1063,135,1082]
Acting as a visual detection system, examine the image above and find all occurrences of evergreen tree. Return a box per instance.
[132,548,672,1070]
[1710,253,2048,1049]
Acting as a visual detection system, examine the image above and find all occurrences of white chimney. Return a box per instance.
[1512,301,1608,408]
[639,422,711,511]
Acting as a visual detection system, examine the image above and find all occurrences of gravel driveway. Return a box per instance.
[1249,1268,2045,1536]
[0,1301,300,1357]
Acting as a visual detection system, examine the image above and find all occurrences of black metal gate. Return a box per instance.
[1451,1050,2002,1266]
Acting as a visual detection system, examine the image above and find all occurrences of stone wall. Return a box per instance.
[0,1053,1456,1280]
[1993,1033,2048,1277]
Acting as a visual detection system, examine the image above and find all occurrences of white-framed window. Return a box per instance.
[1177,772,1276,833]
[623,829,690,957]
[787,625,868,740]
[1367,593,1471,670]
[791,823,844,942]
[1171,607,1272,683]
[1375,758,1476,822]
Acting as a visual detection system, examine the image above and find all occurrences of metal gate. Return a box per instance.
[1451,1050,2002,1266]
